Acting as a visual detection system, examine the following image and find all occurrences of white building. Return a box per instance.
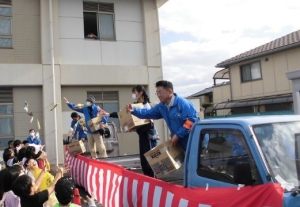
[0,0,168,164]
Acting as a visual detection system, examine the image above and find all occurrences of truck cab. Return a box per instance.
[185,115,300,207]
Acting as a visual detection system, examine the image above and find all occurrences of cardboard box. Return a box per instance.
[67,140,86,155]
[78,118,86,127]
[144,140,184,178]
[119,103,150,132]
[87,116,103,132]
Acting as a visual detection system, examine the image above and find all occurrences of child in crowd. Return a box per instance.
[25,158,54,192]
[13,140,23,154]
[3,148,18,167]
[0,165,24,207]
[53,177,80,207]
[12,167,64,207]
[26,129,42,145]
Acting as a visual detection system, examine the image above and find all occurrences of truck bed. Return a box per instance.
[98,154,184,185]
[98,154,142,172]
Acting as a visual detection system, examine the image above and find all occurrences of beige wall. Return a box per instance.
[213,83,231,103]
[60,65,149,86]
[0,0,165,163]
[61,86,134,112]
[213,84,231,116]
[230,47,300,100]
[0,64,43,85]
[0,0,41,63]
[142,0,162,67]
[13,87,43,139]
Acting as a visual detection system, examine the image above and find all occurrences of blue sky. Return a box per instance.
[158,0,300,97]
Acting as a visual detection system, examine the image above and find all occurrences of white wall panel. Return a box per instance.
[60,39,85,64]
[115,0,142,21]
[58,0,146,65]
[83,40,102,64]
[115,21,143,42]
[102,41,145,65]
[59,0,83,18]
[60,39,101,64]
[59,17,84,39]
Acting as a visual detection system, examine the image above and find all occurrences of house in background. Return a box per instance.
[0,0,168,164]
[212,29,300,116]
[186,87,213,118]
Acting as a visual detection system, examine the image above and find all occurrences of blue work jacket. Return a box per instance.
[26,135,41,145]
[132,95,198,150]
[71,119,87,140]
[67,103,108,133]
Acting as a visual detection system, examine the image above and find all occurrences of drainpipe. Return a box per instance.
[228,67,233,101]
[49,0,59,166]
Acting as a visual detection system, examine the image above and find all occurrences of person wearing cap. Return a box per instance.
[64,96,108,158]
[70,112,87,142]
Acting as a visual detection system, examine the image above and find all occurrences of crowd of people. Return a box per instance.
[0,130,97,207]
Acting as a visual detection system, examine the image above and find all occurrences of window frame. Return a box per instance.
[83,2,116,41]
[0,2,12,49]
[0,103,14,150]
[240,61,262,83]
[197,128,262,185]
[97,11,116,41]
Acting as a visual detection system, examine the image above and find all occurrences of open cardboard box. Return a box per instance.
[87,115,103,132]
[119,103,150,132]
[67,140,86,155]
[144,140,184,178]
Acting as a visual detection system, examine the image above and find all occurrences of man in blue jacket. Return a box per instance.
[70,112,87,141]
[129,80,198,150]
[64,96,108,158]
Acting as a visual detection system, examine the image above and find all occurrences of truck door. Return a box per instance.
[186,126,263,188]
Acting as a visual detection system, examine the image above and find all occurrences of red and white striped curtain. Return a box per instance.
[65,151,283,207]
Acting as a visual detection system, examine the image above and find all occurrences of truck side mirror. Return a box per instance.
[233,161,254,186]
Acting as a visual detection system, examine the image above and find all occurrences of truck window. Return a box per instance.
[197,129,262,185]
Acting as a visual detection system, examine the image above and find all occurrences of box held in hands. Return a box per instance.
[119,103,150,132]
[67,140,86,155]
[144,140,184,178]
[87,116,103,132]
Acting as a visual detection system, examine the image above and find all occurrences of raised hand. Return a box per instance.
[63,97,69,104]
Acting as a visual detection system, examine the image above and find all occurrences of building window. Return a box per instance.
[0,87,14,149]
[83,2,115,41]
[240,61,262,82]
[0,0,12,48]
[87,91,119,128]
[198,129,262,185]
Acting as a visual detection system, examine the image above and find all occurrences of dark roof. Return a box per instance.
[187,87,213,98]
[214,93,292,110]
[216,30,300,68]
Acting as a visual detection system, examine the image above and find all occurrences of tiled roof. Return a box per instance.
[186,87,213,98]
[216,30,300,68]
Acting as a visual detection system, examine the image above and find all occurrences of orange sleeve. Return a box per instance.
[183,119,194,130]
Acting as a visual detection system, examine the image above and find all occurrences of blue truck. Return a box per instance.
[183,115,300,206]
